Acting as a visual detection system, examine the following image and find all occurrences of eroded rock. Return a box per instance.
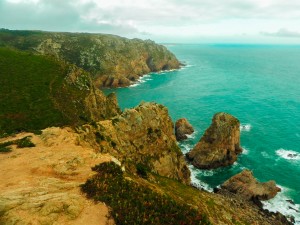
[187,112,242,169]
[221,170,281,201]
[78,102,191,184]
[175,118,194,141]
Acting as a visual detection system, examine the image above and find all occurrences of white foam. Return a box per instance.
[129,74,152,87]
[242,147,249,155]
[262,185,300,224]
[276,149,300,161]
[188,165,213,192]
[240,124,252,132]
[179,143,193,154]
[261,151,272,159]
[185,130,198,139]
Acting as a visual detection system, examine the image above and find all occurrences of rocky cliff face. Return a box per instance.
[77,102,191,184]
[220,170,281,201]
[187,112,243,169]
[1,128,290,225]
[0,29,180,87]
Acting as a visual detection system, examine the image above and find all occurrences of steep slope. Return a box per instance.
[77,102,191,184]
[0,47,120,135]
[0,128,290,225]
[0,29,180,87]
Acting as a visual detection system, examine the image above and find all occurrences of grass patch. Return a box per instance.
[81,162,211,225]
[0,146,12,153]
[16,136,35,148]
[0,136,35,153]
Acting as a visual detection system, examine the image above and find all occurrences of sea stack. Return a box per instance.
[175,118,194,141]
[186,112,242,169]
[220,170,281,201]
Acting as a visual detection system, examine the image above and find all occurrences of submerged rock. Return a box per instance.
[175,118,194,141]
[186,112,242,169]
[221,170,281,201]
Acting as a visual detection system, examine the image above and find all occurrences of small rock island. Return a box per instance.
[186,112,243,169]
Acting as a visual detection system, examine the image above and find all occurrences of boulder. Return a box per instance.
[221,170,281,201]
[175,118,194,141]
[186,112,242,169]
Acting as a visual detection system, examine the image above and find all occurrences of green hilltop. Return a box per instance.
[0,47,119,136]
[0,29,180,87]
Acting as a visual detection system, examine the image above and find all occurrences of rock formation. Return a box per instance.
[175,118,194,141]
[186,112,243,169]
[77,102,191,184]
[221,170,281,201]
[0,29,181,88]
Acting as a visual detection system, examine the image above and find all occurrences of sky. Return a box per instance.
[1,0,300,44]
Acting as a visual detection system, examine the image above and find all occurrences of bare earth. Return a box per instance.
[0,127,115,225]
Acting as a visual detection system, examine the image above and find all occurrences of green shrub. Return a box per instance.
[0,146,12,153]
[81,162,211,225]
[16,136,35,148]
[136,163,148,179]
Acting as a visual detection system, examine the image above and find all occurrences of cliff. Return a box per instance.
[187,112,243,169]
[77,102,190,184]
[0,128,290,225]
[0,47,120,136]
[0,33,292,224]
[0,29,180,88]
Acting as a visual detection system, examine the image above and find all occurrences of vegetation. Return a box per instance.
[0,29,180,87]
[0,47,117,136]
[81,162,211,225]
[16,136,35,148]
[0,136,35,153]
[0,47,67,135]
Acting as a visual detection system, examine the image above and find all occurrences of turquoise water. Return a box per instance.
[104,44,300,221]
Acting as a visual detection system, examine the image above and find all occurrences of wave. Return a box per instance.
[185,130,198,139]
[240,124,252,132]
[179,143,193,154]
[276,149,300,161]
[242,147,249,155]
[262,185,300,224]
[129,74,153,87]
[261,151,272,159]
[188,165,214,192]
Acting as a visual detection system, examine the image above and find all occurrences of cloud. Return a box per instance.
[1,0,300,43]
[261,28,300,38]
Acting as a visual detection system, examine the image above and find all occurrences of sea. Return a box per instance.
[104,44,300,223]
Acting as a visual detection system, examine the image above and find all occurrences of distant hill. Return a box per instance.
[0,29,180,87]
[0,47,119,135]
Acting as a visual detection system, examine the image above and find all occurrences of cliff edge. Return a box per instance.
[0,29,180,88]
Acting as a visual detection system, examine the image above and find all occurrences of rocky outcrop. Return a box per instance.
[186,112,243,169]
[221,170,281,201]
[175,118,194,141]
[77,102,191,184]
[0,29,181,88]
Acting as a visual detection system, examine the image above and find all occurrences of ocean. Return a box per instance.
[104,44,300,223]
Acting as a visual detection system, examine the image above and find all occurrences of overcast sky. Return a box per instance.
[1,0,300,43]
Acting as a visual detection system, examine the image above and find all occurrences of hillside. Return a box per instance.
[0,29,180,87]
[0,126,290,225]
[0,32,293,225]
[0,47,119,136]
